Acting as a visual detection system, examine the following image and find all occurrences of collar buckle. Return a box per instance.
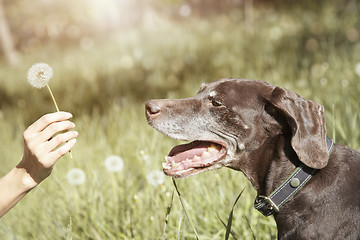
[254,195,279,216]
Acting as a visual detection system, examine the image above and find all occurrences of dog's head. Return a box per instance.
[145,78,329,178]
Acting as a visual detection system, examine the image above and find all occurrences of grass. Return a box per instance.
[0,1,359,239]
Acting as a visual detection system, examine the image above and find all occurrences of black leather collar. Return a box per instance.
[254,136,334,217]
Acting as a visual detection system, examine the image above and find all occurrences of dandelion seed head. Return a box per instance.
[147,170,165,187]
[67,168,86,185]
[104,155,124,172]
[27,63,53,89]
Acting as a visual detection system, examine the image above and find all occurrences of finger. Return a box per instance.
[39,120,76,143]
[26,112,73,134]
[44,131,79,153]
[48,138,77,164]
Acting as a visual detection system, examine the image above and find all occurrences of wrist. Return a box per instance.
[13,164,38,191]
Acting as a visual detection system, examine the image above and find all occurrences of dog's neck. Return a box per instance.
[238,134,299,196]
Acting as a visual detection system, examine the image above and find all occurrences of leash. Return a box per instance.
[254,136,334,217]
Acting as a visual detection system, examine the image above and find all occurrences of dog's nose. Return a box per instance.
[145,100,161,115]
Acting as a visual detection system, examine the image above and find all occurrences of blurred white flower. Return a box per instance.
[355,62,360,77]
[147,170,165,187]
[27,63,53,89]
[104,155,124,172]
[67,168,86,185]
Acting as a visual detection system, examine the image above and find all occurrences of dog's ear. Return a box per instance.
[270,87,328,169]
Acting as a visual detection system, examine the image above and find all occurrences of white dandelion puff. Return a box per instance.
[147,170,165,187]
[104,155,124,172]
[27,62,60,112]
[67,168,86,185]
[27,63,53,89]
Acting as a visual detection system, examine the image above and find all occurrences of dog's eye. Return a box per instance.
[210,99,223,107]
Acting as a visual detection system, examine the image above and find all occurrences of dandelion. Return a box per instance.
[147,170,165,187]
[67,168,86,185]
[104,155,124,172]
[27,63,53,89]
[27,63,59,112]
[27,62,73,158]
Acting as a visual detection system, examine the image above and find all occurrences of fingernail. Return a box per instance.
[65,112,73,118]
[69,138,77,144]
[74,131,79,136]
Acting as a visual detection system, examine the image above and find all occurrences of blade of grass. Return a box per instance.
[161,190,175,240]
[244,215,256,240]
[66,217,72,240]
[172,178,199,240]
[177,216,183,240]
[225,188,245,240]
[215,212,238,240]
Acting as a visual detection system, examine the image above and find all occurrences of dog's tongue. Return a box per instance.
[168,142,211,163]
[164,141,223,172]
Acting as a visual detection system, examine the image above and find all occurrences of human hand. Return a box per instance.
[17,112,78,188]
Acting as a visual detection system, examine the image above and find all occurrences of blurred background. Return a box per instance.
[0,0,359,239]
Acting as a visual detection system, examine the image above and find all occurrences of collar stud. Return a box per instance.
[290,178,300,188]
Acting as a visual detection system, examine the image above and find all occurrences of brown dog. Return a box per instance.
[145,78,360,239]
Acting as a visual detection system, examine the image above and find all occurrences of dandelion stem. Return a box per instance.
[46,84,60,112]
[46,83,73,158]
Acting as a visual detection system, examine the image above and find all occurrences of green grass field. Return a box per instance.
[0,1,359,239]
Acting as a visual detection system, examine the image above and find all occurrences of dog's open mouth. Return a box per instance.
[163,141,227,177]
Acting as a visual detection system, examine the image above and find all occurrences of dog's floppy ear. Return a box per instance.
[270,87,328,169]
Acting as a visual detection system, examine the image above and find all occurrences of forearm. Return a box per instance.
[0,112,77,218]
[0,166,37,218]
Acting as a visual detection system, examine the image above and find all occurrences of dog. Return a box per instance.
[145,78,360,239]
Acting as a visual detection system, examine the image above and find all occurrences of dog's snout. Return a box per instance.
[146,100,161,115]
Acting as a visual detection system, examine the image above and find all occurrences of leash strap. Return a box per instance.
[254,136,334,217]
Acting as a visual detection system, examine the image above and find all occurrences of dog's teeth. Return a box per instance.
[171,160,180,169]
[193,155,201,161]
[208,144,219,152]
[201,151,211,158]
[162,162,171,170]
[165,156,169,162]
